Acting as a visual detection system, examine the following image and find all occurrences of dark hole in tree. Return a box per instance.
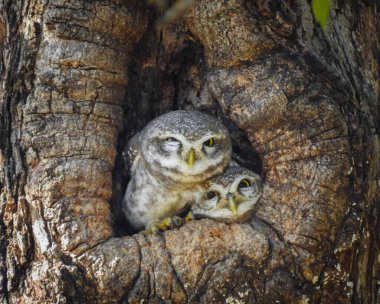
[111,29,263,237]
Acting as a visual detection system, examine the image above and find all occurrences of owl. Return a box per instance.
[191,166,262,223]
[123,110,232,231]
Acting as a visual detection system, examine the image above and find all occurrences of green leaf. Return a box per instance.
[312,0,331,33]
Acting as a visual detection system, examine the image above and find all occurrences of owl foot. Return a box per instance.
[184,212,194,222]
[142,225,160,235]
[143,216,184,235]
[170,215,184,227]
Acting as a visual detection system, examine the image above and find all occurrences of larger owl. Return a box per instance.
[191,166,262,223]
[123,110,232,231]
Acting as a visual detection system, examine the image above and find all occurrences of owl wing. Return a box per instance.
[123,132,141,173]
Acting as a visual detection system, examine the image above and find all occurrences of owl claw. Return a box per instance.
[142,213,195,235]
[184,212,194,222]
[171,216,183,228]
[159,216,185,229]
[142,225,160,235]
[159,217,173,230]
[143,216,183,235]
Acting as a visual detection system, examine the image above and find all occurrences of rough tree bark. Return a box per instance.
[0,0,379,303]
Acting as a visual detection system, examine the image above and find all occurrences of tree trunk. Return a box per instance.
[0,0,379,303]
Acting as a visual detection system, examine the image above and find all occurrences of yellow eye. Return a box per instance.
[238,179,251,189]
[204,138,214,147]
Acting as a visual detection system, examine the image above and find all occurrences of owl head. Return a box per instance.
[191,166,262,223]
[139,111,231,184]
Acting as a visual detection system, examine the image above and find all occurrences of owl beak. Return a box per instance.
[227,194,238,216]
[187,149,196,168]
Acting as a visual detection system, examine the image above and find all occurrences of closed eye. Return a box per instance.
[162,137,182,152]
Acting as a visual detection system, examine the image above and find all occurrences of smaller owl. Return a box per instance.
[191,166,262,223]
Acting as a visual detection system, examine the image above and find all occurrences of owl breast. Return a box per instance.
[123,161,201,229]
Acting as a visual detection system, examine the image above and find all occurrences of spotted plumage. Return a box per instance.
[123,110,232,230]
[191,166,262,223]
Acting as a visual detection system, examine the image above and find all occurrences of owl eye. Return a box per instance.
[238,178,259,197]
[206,191,216,199]
[205,191,220,200]
[238,179,251,189]
[203,138,214,147]
[162,137,181,152]
[201,190,220,209]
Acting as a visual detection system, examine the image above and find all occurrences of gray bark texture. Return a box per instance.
[0,0,379,303]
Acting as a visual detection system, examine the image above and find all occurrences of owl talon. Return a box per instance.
[143,217,175,235]
[171,216,183,228]
[184,212,194,222]
[142,226,160,235]
[158,217,173,230]
[144,216,187,234]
